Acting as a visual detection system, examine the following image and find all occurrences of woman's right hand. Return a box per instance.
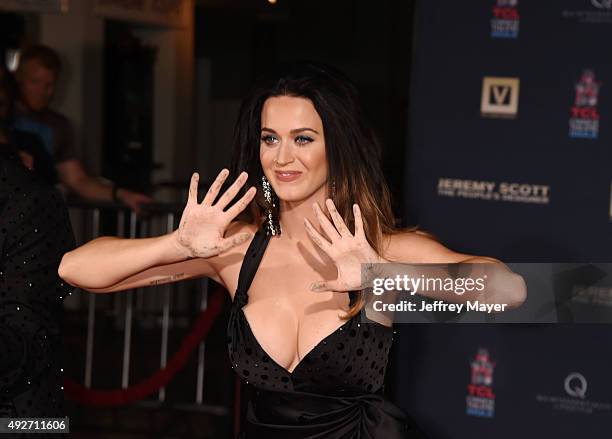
[175,169,256,258]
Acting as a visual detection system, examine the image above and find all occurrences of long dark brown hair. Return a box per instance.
[229,61,418,318]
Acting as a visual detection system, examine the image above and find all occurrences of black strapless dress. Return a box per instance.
[227,227,428,438]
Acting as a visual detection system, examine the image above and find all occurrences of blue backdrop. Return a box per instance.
[395,1,612,437]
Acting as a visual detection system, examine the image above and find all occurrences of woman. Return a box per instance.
[59,62,525,438]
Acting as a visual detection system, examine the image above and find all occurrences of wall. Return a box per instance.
[33,0,195,191]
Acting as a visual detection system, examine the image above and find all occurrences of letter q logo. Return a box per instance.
[564,372,587,399]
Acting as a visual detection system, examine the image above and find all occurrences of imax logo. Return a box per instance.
[592,0,612,9]
[481,77,520,118]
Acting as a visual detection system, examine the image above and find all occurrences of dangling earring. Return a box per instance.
[262,175,281,236]
[331,179,337,199]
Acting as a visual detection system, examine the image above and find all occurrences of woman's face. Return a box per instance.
[260,95,328,203]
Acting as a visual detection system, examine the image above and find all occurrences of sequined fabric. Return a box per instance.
[0,146,75,428]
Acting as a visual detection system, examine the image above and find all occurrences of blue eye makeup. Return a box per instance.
[261,134,279,145]
[295,135,314,145]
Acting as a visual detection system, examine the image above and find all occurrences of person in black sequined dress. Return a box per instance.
[0,145,75,421]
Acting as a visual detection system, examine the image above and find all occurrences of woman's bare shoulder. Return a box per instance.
[382,228,471,264]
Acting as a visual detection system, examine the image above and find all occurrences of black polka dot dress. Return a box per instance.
[0,147,75,435]
[227,227,428,438]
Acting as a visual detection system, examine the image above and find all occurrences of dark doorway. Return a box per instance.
[103,21,156,194]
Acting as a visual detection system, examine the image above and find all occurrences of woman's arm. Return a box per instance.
[382,231,527,309]
[58,170,257,293]
[301,201,526,312]
[58,231,213,291]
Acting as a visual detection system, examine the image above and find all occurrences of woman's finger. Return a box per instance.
[217,232,253,254]
[187,172,199,205]
[353,204,366,239]
[224,186,257,219]
[313,202,341,242]
[216,171,249,210]
[202,168,230,206]
[304,217,333,254]
[325,199,351,237]
[310,279,346,293]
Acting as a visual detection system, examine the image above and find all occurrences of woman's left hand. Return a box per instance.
[304,199,385,293]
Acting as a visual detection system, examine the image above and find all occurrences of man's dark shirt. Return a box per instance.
[0,146,75,418]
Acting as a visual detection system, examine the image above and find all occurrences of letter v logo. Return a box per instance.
[491,85,510,105]
[481,77,520,118]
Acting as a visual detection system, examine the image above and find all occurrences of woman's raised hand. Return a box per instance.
[304,199,386,293]
[175,169,256,258]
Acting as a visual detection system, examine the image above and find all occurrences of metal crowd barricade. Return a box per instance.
[65,198,228,416]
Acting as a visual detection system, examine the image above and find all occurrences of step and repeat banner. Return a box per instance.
[396,1,612,438]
